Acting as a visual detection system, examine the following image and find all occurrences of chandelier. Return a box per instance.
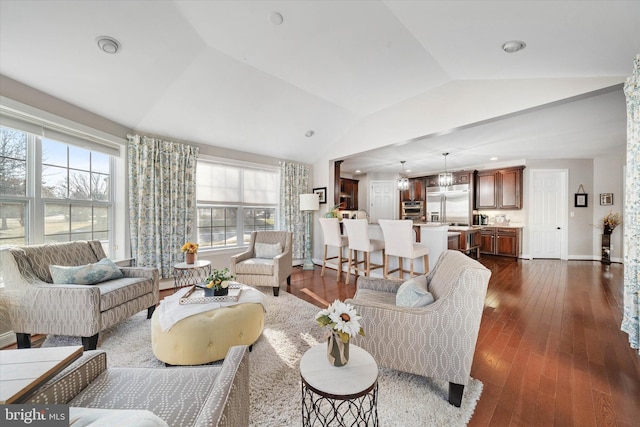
[397,161,409,191]
[438,153,453,187]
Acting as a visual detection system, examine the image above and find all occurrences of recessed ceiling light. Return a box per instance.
[490,157,499,161]
[305,130,314,137]
[269,11,284,25]
[355,170,361,173]
[502,40,526,53]
[96,36,121,54]
[406,169,411,173]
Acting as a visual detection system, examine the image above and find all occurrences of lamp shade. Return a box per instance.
[300,193,320,211]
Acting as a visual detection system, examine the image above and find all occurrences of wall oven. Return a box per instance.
[401,200,424,220]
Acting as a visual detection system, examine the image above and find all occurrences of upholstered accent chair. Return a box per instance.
[346,250,491,407]
[25,345,250,427]
[0,240,159,350]
[230,231,293,296]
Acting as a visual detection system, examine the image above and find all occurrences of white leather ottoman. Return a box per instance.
[151,302,264,365]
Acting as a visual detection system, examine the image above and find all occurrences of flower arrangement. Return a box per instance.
[205,268,234,290]
[315,300,364,343]
[324,204,342,219]
[603,211,621,231]
[181,242,199,254]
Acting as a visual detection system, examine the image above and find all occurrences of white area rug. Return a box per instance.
[44,289,482,426]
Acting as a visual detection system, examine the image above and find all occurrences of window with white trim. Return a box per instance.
[196,160,279,249]
[0,125,114,254]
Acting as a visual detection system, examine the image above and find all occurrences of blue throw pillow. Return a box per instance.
[396,275,434,307]
[49,258,123,285]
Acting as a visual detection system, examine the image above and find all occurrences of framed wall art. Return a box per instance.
[313,187,327,204]
[600,193,613,206]
[574,184,588,208]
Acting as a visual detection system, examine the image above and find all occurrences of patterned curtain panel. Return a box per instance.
[128,135,199,278]
[622,54,640,353]
[280,162,310,260]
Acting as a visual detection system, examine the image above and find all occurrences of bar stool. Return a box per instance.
[378,219,429,279]
[318,218,349,282]
[342,219,385,285]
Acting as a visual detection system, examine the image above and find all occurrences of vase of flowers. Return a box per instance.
[315,300,364,367]
[181,242,198,264]
[204,268,234,296]
[602,212,621,235]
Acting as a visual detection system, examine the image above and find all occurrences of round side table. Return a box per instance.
[172,260,211,292]
[299,343,378,426]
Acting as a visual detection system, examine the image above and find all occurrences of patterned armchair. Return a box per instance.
[1,240,159,350]
[346,250,491,407]
[230,231,293,296]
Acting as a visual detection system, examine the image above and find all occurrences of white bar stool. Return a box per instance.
[342,219,385,285]
[378,219,429,279]
[318,218,349,283]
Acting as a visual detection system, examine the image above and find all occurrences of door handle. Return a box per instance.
[557,227,561,230]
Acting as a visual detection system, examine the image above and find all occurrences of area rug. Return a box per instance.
[43,289,482,426]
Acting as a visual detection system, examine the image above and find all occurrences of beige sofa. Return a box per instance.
[25,345,250,427]
[1,240,159,350]
[346,250,491,406]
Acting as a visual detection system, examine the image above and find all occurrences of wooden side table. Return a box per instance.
[0,345,83,403]
[300,343,378,426]
[173,260,211,291]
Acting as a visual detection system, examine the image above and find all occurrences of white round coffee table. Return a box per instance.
[299,343,378,426]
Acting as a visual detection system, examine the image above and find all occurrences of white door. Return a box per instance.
[529,170,568,259]
[370,181,397,223]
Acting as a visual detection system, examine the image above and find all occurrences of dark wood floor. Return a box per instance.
[13,257,639,425]
[284,257,640,427]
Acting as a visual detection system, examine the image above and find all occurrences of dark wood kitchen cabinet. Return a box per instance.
[480,227,521,258]
[339,178,358,210]
[401,178,424,201]
[475,166,524,210]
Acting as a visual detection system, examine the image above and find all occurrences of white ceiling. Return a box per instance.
[0,1,638,175]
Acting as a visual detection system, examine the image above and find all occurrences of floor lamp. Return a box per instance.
[300,193,320,271]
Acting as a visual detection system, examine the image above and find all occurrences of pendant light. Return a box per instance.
[438,153,453,187]
[397,161,409,191]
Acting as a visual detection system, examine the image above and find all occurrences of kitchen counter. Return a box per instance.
[483,224,524,228]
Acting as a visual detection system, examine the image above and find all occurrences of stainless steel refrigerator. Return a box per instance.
[426,184,471,225]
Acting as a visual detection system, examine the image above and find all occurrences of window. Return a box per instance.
[0,125,114,254]
[0,126,27,246]
[196,160,279,249]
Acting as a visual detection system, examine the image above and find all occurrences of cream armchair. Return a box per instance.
[346,250,491,407]
[230,231,293,296]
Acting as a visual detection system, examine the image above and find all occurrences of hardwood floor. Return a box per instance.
[12,256,638,425]
[283,257,640,427]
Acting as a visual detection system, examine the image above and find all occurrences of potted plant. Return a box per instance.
[202,268,235,296]
[181,242,199,264]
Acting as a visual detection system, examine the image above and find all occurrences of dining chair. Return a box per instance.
[378,219,429,279]
[342,219,385,285]
[318,218,349,282]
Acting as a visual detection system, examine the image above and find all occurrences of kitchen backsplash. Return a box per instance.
[476,210,524,226]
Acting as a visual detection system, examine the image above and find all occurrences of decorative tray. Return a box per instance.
[179,282,243,304]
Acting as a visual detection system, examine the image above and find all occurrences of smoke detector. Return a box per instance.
[502,40,526,53]
[97,36,121,54]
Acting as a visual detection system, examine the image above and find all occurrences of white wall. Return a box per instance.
[593,154,625,262]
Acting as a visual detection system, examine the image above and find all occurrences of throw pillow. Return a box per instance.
[396,275,434,307]
[69,407,169,427]
[49,258,124,285]
[255,242,283,259]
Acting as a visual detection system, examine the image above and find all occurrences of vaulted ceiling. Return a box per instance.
[1,1,638,175]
